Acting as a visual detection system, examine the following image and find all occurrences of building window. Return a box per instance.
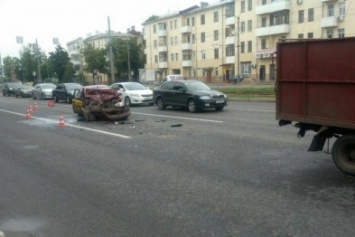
[201,32,205,43]
[175,53,179,61]
[214,48,219,59]
[201,50,206,60]
[153,25,156,33]
[262,0,267,5]
[327,29,333,38]
[308,32,313,38]
[171,54,174,62]
[248,41,252,52]
[248,0,252,11]
[226,44,235,57]
[328,3,334,17]
[247,20,252,32]
[241,21,245,33]
[298,34,304,39]
[270,10,289,26]
[154,55,158,63]
[339,2,345,16]
[175,36,178,45]
[201,14,205,25]
[262,17,267,27]
[170,21,173,29]
[214,11,219,22]
[241,0,245,12]
[154,40,157,49]
[241,62,251,75]
[192,34,195,44]
[186,18,190,26]
[170,37,173,46]
[308,8,314,22]
[261,38,267,49]
[338,28,345,38]
[174,20,177,28]
[298,10,304,23]
[214,30,219,41]
[241,41,245,53]
[192,17,195,26]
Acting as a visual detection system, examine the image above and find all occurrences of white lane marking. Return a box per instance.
[132,111,223,123]
[0,109,131,139]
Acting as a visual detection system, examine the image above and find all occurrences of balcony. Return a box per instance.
[181,43,192,50]
[225,56,235,64]
[321,16,338,27]
[256,0,290,15]
[158,29,167,36]
[159,62,168,69]
[182,60,193,67]
[255,24,290,37]
[225,36,235,45]
[158,45,167,52]
[225,16,235,26]
[181,25,191,33]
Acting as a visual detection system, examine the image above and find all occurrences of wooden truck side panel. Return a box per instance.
[276,37,355,129]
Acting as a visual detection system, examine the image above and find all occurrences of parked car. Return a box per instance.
[72,85,130,121]
[15,85,33,98]
[52,83,83,103]
[110,82,153,107]
[2,82,22,96]
[153,80,228,113]
[32,83,56,100]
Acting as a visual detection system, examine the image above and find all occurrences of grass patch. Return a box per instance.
[211,86,276,101]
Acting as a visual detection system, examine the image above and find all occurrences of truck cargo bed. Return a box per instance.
[276,37,355,130]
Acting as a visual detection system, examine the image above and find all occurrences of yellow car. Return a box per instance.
[72,85,130,121]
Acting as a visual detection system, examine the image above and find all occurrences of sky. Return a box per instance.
[0,0,209,59]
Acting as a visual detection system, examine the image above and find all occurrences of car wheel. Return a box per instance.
[187,99,197,113]
[66,96,71,104]
[124,97,131,107]
[215,106,224,111]
[156,97,165,110]
[54,95,59,102]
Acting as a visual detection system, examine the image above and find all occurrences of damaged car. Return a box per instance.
[72,85,130,121]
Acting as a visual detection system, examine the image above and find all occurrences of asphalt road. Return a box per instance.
[0,96,354,237]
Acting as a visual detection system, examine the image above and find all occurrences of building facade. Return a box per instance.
[142,0,354,83]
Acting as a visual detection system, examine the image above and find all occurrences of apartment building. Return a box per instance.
[67,27,143,85]
[142,0,354,83]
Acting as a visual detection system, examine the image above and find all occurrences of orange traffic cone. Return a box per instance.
[28,105,33,114]
[25,109,32,120]
[48,100,55,107]
[34,102,38,111]
[59,114,65,127]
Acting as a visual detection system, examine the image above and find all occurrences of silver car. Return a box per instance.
[110,82,154,107]
[32,83,56,100]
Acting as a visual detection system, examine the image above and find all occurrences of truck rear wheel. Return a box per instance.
[332,135,355,176]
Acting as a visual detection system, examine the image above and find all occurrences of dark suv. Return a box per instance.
[2,82,22,96]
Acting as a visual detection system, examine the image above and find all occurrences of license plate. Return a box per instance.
[216,99,224,104]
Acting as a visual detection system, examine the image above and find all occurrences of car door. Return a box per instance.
[72,88,83,114]
[171,82,188,107]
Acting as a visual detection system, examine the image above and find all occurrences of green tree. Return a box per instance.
[82,43,108,84]
[19,43,44,83]
[3,56,16,81]
[48,45,74,83]
[110,38,145,82]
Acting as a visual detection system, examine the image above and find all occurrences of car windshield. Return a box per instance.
[124,83,147,91]
[42,84,56,89]
[20,85,32,89]
[66,84,82,90]
[184,81,211,91]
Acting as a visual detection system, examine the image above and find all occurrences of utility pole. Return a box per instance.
[108,16,115,84]
[237,16,240,77]
[36,39,42,83]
